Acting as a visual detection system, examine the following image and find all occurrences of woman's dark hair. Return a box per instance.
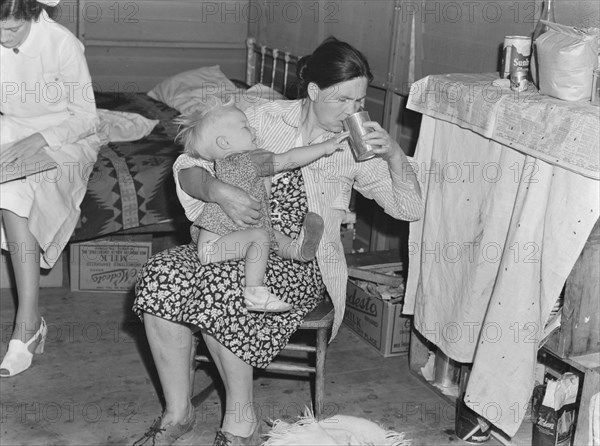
[1,0,47,21]
[295,36,374,98]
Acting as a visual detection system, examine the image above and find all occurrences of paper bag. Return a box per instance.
[535,21,598,101]
[532,372,579,446]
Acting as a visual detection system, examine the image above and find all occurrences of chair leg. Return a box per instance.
[314,326,327,419]
[189,335,199,400]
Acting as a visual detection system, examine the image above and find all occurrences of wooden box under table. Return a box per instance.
[545,219,600,359]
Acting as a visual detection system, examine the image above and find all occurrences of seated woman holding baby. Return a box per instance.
[133,37,423,446]
[173,102,348,313]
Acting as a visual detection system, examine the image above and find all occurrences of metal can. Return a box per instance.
[500,36,532,91]
[510,70,528,92]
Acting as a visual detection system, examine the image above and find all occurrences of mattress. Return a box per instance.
[71,92,185,241]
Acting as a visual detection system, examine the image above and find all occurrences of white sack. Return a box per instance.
[536,21,598,101]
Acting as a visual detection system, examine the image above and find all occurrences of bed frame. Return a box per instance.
[245,37,299,98]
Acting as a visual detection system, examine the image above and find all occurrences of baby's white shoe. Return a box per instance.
[244,287,293,313]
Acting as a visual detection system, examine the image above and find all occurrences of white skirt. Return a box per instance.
[1,116,100,268]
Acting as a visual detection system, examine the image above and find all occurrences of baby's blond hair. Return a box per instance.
[174,97,236,159]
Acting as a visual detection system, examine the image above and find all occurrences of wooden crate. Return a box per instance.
[346,263,403,288]
[545,219,600,358]
[344,251,410,357]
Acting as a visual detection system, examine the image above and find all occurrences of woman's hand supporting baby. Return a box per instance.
[179,166,262,227]
[213,181,262,227]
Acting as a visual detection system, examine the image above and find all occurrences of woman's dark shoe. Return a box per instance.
[212,422,263,446]
[132,412,195,446]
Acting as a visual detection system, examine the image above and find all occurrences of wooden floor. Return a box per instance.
[1,285,494,446]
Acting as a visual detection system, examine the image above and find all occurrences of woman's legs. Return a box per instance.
[202,331,256,438]
[143,313,195,425]
[143,312,255,436]
[1,210,42,344]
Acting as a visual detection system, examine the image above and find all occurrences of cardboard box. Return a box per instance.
[69,237,152,293]
[344,279,411,357]
[0,251,64,289]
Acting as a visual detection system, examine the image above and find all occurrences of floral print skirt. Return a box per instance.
[133,170,325,368]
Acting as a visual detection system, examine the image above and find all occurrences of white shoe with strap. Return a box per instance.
[0,317,47,378]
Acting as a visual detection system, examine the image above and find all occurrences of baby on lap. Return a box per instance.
[175,100,348,313]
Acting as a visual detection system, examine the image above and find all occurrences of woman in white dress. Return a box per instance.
[0,0,100,377]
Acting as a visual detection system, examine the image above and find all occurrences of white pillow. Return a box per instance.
[233,84,286,111]
[97,109,159,144]
[147,65,237,114]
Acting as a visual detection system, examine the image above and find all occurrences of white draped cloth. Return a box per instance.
[404,115,599,436]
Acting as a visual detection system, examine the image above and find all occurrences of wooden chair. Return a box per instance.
[194,298,335,418]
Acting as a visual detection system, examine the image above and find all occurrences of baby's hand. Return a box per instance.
[319,132,350,155]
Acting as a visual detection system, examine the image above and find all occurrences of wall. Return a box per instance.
[409,0,598,82]
[249,1,396,88]
[54,0,250,93]
[248,0,598,106]
[51,0,599,94]
[248,0,598,90]
[555,0,599,27]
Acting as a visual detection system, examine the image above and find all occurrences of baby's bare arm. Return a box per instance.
[271,132,349,173]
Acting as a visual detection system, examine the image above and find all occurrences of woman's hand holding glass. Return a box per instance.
[361,121,421,194]
[360,121,402,162]
[0,133,47,165]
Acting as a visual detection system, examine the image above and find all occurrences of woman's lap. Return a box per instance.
[134,243,325,368]
[1,119,100,267]
[0,176,38,218]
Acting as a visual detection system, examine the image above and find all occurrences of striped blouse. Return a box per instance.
[173,99,423,339]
